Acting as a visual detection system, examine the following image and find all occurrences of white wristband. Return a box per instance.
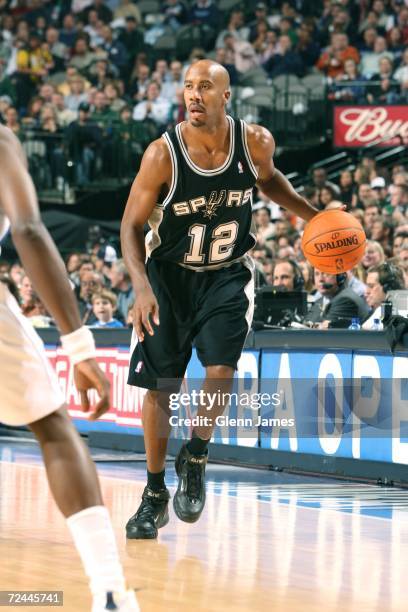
[60,326,96,365]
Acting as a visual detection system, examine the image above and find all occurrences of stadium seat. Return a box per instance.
[271,74,301,90]
[218,0,243,12]
[137,0,160,15]
[238,68,268,87]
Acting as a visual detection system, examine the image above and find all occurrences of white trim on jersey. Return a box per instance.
[240,120,258,180]
[145,206,164,259]
[162,132,178,208]
[175,115,235,177]
[241,255,255,334]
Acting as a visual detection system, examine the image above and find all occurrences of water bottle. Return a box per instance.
[348,317,361,330]
[371,318,383,331]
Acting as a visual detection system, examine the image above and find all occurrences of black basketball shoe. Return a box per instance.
[173,444,208,523]
[126,486,170,539]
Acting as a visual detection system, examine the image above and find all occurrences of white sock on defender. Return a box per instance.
[66,505,126,596]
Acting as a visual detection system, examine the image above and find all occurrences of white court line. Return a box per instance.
[1,459,406,524]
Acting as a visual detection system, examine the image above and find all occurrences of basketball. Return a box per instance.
[301,209,366,274]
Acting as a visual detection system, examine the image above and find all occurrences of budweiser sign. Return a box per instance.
[333,106,408,147]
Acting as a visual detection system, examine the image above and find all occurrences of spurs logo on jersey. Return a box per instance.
[172,188,253,218]
[145,116,258,268]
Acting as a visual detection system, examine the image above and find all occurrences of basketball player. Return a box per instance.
[0,126,138,611]
[121,60,318,539]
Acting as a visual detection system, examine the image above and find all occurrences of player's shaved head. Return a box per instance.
[184,60,231,128]
[185,59,230,90]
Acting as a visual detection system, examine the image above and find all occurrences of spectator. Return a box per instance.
[104,81,126,113]
[118,16,144,69]
[367,56,399,104]
[19,274,34,310]
[77,269,104,324]
[162,0,188,30]
[81,0,113,25]
[90,290,124,328]
[360,36,392,78]
[362,263,405,329]
[390,184,408,213]
[16,32,54,107]
[318,185,337,209]
[330,58,367,103]
[189,0,219,31]
[59,13,78,49]
[278,17,298,45]
[248,2,275,37]
[264,34,304,78]
[371,0,390,31]
[258,30,278,66]
[355,183,374,209]
[109,258,135,322]
[128,62,151,102]
[393,232,408,257]
[132,81,170,130]
[70,36,97,74]
[248,19,270,56]
[4,106,21,136]
[67,101,102,185]
[51,92,77,126]
[254,205,275,244]
[64,75,89,111]
[222,33,258,74]
[100,25,128,78]
[361,240,386,274]
[307,270,370,328]
[358,10,383,37]
[216,9,249,48]
[364,203,382,234]
[65,251,83,285]
[161,60,184,105]
[370,177,388,207]
[296,22,320,68]
[360,26,377,52]
[45,26,68,72]
[316,32,360,79]
[387,26,404,62]
[114,0,142,24]
[311,167,340,195]
[394,47,408,84]
[298,260,314,293]
[338,169,354,206]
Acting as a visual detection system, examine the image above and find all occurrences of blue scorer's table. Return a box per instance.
[14,328,408,484]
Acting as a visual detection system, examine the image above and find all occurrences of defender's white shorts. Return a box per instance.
[0,282,65,426]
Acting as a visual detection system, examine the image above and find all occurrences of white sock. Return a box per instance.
[66,505,126,596]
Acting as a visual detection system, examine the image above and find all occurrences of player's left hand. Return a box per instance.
[73,359,111,420]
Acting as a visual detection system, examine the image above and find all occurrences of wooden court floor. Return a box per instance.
[1,441,408,611]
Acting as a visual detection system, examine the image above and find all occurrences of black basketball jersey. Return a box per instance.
[145,116,258,269]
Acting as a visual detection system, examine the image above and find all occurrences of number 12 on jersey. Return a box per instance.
[184,222,239,265]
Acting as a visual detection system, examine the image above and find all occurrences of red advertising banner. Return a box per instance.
[333,105,408,148]
[46,347,145,428]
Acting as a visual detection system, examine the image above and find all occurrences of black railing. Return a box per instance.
[19,120,155,203]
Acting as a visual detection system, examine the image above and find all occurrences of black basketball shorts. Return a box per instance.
[127,256,255,390]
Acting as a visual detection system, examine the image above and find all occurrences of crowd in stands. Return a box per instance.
[1,153,407,330]
[0,0,407,188]
[0,0,407,330]
[250,155,408,328]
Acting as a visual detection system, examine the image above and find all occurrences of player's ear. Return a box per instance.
[223,88,231,105]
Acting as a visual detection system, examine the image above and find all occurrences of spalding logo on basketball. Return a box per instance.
[301,209,366,274]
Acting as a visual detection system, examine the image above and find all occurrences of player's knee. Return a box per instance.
[206,365,235,379]
[145,389,172,413]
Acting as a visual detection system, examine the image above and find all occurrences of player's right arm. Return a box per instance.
[0,126,109,419]
[120,138,171,342]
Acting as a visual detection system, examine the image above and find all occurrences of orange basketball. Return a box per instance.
[301,209,366,274]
